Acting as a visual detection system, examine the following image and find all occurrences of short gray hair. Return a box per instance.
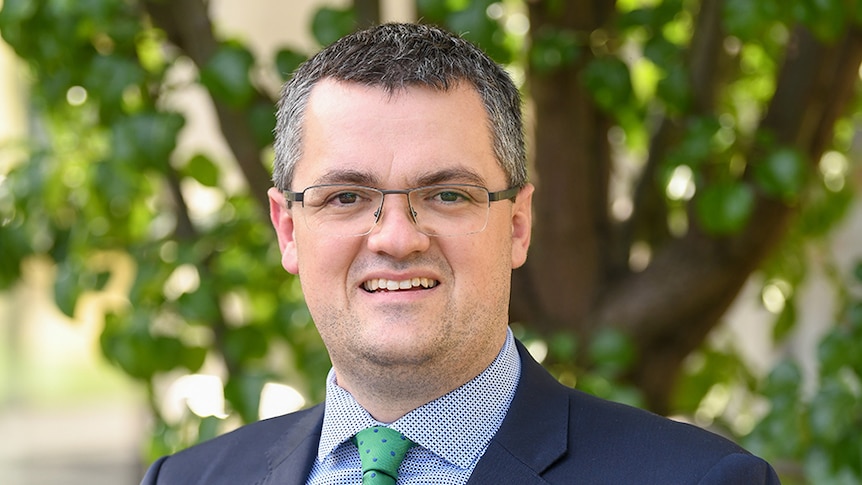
[272,22,526,191]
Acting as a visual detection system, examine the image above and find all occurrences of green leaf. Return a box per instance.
[695,181,755,235]
[85,54,145,111]
[248,101,276,148]
[588,328,635,376]
[818,329,853,376]
[643,34,682,68]
[224,371,267,423]
[852,261,862,284]
[0,0,37,26]
[311,7,355,47]
[582,57,634,112]
[200,43,256,108]
[656,63,690,113]
[274,48,307,81]
[797,0,851,42]
[763,359,802,397]
[54,260,82,318]
[416,0,450,22]
[184,154,220,187]
[665,116,721,168]
[111,112,185,169]
[182,345,208,373]
[753,147,808,201]
[0,222,30,290]
[548,332,578,363]
[197,416,222,444]
[530,27,580,73]
[772,299,797,342]
[177,279,220,323]
[723,0,783,41]
[224,326,269,364]
[100,312,161,380]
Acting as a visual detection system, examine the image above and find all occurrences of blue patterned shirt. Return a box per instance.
[305,328,521,485]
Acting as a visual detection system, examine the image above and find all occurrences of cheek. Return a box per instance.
[295,237,358,284]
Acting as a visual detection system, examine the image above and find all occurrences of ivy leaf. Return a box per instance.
[224,326,269,364]
[643,34,682,68]
[85,54,145,111]
[665,116,721,168]
[224,371,267,423]
[184,154,220,188]
[817,329,853,376]
[311,7,355,47]
[753,147,808,201]
[530,27,580,73]
[582,57,634,112]
[54,260,83,318]
[248,101,276,148]
[656,63,690,113]
[111,112,185,169]
[200,43,256,108]
[274,48,307,81]
[588,328,635,377]
[0,222,31,290]
[772,299,797,342]
[695,181,755,235]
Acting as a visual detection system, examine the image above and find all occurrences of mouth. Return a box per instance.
[362,277,439,293]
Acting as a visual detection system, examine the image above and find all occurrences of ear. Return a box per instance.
[268,187,299,274]
[510,183,533,269]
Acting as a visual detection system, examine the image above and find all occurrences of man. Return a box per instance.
[141,23,780,484]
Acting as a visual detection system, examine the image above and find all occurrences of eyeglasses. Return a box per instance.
[284,184,519,237]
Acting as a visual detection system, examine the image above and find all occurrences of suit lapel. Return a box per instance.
[466,340,569,484]
[262,404,324,485]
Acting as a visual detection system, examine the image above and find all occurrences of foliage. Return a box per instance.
[0,0,337,457]
[1,1,861,482]
[743,261,862,484]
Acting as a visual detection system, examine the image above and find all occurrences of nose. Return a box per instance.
[366,194,430,258]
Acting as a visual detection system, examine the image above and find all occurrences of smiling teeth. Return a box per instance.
[364,277,437,292]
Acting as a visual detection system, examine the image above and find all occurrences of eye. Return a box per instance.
[332,191,360,205]
[431,188,472,203]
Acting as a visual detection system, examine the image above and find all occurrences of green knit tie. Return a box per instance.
[353,426,416,485]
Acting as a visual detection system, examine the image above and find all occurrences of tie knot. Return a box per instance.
[353,426,416,484]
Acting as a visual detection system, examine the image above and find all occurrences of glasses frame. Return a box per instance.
[283,184,520,237]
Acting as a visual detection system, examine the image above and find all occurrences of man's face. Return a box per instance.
[269,79,532,392]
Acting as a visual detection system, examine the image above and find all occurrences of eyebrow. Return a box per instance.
[311,169,379,186]
[308,166,488,188]
[414,167,487,187]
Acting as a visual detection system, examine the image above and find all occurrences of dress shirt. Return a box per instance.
[305,328,521,485]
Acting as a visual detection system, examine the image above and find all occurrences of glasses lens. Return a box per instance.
[296,184,493,237]
[301,185,382,236]
[409,185,490,236]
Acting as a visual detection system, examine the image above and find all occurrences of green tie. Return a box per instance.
[353,426,416,485]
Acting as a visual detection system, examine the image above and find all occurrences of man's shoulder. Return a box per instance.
[181,404,323,456]
[501,341,780,483]
[567,387,742,453]
[141,404,324,485]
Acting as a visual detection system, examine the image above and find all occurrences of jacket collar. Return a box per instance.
[263,404,324,485]
[467,340,569,484]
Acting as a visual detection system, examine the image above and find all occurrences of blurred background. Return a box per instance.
[1,1,861,484]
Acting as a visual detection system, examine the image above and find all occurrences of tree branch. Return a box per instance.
[143,0,273,213]
[593,24,862,412]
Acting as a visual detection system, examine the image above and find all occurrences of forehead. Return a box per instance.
[292,79,504,188]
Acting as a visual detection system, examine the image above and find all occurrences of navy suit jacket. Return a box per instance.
[141,341,780,484]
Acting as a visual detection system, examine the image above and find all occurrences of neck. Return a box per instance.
[332,337,504,423]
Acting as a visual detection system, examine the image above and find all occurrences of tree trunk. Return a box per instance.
[516,0,862,414]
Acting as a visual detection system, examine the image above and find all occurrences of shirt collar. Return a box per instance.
[316,328,521,469]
